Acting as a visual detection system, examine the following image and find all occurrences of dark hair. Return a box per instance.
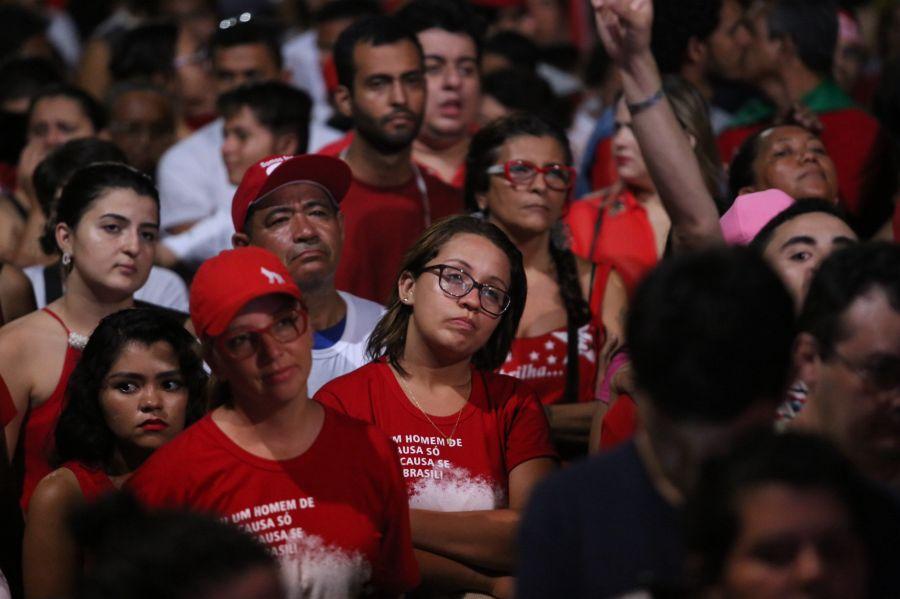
[312,0,381,26]
[55,308,207,470]
[217,81,312,153]
[651,0,722,74]
[47,162,160,255]
[627,246,795,422]
[27,84,108,133]
[464,114,591,402]
[0,4,47,62]
[483,31,539,73]
[480,69,561,129]
[685,430,871,589]
[749,198,850,254]
[33,138,128,224]
[798,242,900,358]
[110,21,178,83]
[367,215,526,374]
[210,18,283,70]
[396,0,485,58]
[0,57,63,108]
[766,0,839,76]
[333,15,424,90]
[73,493,278,599]
[726,123,826,204]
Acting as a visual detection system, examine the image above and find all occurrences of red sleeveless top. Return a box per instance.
[19,308,83,510]
[61,461,115,502]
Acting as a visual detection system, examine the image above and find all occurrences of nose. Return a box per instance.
[122,228,141,256]
[457,287,482,313]
[443,65,462,89]
[389,79,409,106]
[256,331,284,362]
[793,544,825,588]
[290,213,317,242]
[46,127,66,149]
[139,388,163,412]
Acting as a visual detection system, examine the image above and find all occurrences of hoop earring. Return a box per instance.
[61,252,72,266]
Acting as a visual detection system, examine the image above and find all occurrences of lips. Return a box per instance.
[116,263,138,275]
[140,419,168,432]
[262,364,299,385]
[290,248,326,263]
[447,317,476,332]
[438,99,462,117]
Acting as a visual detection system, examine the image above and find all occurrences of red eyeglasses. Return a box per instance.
[486,159,576,191]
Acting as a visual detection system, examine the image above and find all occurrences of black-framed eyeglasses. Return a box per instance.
[830,349,900,395]
[216,310,308,360]
[486,159,576,191]
[422,264,511,317]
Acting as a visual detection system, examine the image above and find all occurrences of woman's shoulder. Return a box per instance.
[0,308,62,353]
[28,467,84,515]
[476,369,538,407]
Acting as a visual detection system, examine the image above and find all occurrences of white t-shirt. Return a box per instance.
[308,291,385,396]
[24,265,189,313]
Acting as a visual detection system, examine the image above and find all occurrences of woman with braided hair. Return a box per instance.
[464,113,627,451]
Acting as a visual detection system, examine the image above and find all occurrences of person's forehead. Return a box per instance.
[418,28,478,58]
[838,288,900,347]
[113,90,169,117]
[33,96,85,119]
[214,43,278,69]
[353,39,422,75]
[255,182,335,209]
[768,212,854,248]
[225,104,264,126]
[759,125,817,146]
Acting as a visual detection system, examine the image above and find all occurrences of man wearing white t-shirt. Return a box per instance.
[231,154,384,394]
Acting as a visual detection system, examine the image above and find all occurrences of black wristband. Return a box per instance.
[626,88,664,116]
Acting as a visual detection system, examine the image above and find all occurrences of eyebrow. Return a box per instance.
[107,369,182,379]
[779,235,816,250]
[101,213,160,229]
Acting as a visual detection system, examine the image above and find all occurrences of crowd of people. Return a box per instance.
[0,0,898,597]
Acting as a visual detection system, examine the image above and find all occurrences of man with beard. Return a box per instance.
[323,15,462,303]
[232,154,386,395]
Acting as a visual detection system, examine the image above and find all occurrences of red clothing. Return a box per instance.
[61,461,115,502]
[315,362,557,511]
[333,172,462,304]
[566,190,659,294]
[0,375,14,427]
[318,132,354,158]
[717,108,878,216]
[128,409,418,596]
[499,323,600,406]
[19,308,82,510]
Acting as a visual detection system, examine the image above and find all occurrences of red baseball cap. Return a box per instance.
[190,246,303,338]
[231,154,352,233]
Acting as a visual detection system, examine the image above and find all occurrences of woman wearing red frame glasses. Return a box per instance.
[463,113,628,456]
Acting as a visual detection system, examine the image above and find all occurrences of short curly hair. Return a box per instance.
[55,308,207,469]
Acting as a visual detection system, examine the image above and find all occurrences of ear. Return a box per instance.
[685,36,708,66]
[274,133,299,156]
[397,270,416,306]
[55,222,74,256]
[474,191,488,213]
[777,36,796,62]
[738,185,757,196]
[686,132,697,150]
[334,85,353,119]
[232,232,250,248]
[793,332,821,391]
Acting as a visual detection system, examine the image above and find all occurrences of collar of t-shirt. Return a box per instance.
[313,316,347,350]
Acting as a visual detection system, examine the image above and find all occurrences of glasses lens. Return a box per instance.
[222,332,258,360]
[507,161,537,185]
[479,286,510,316]
[438,267,473,297]
[544,165,573,190]
[270,312,303,342]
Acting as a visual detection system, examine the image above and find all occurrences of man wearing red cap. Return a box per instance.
[231,154,386,395]
[324,15,463,303]
[129,246,419,596]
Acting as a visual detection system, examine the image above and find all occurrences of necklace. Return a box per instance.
[395,372,469,444]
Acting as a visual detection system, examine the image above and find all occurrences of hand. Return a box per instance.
[591,0,654,66]
[490,576,515,599]
[609,360,635,397]
[778,102,824,135]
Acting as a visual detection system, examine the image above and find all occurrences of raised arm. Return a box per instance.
[593,0,723,251]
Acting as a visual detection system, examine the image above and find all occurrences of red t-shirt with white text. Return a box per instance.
[127,408,418,596]
[314,361,557,512]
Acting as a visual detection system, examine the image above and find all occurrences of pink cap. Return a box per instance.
[720,189,795,245]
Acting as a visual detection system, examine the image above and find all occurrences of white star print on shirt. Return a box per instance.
[529,351,540,362]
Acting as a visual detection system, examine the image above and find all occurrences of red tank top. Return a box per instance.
[61,461,115,502]
[499,322,600,406]
[20,308,83,510]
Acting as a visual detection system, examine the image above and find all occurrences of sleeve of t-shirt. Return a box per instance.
[313,374,377,424]
[426,177,463,220]
[516,474,581,598]
[369,429,420,593]
[161,208,235,264]
[157,142,215,231]
[0,374,16,427]
[502,379,559,472]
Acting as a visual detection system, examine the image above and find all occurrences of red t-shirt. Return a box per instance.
[0,375,14,427]
[315,362,557,512]
[499,323,600,406]
[61,461,115,502]
[566,190,659,295]
[128,408,419,596]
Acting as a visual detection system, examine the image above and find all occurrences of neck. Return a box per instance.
[509,228,555,271]
[109,446,149,478]
[763,66,821,111]
[634,429,688,506]
[414,130,469,157]
[301,281,346,331]
[55,272,135,335]
[680,63,713,101]
[345,134,414,187]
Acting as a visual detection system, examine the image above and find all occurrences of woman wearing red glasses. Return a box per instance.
[315,215,558,596]
[463,113,627,453]
[128,247,419,598]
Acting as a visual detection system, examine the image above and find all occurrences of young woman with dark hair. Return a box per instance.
[316,214,557,595]
[462,113,627,449]
[0,162,160,510]
[22,308,207,599]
